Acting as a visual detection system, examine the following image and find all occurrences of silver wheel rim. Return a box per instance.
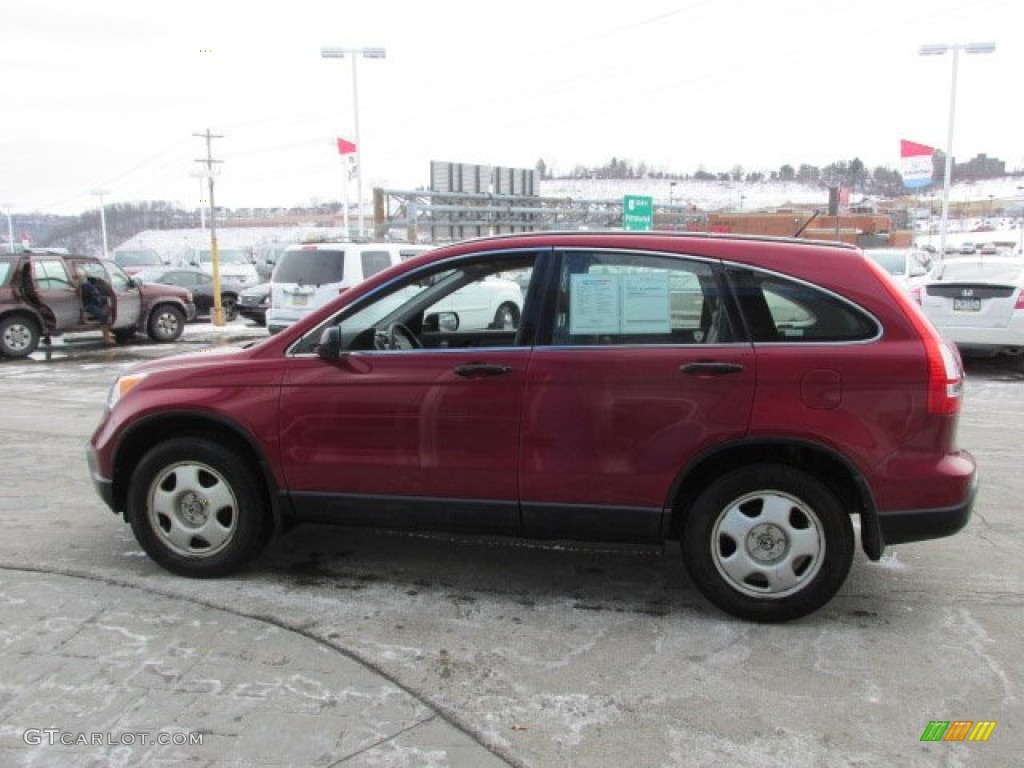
[147,461,238,557]
[154,310,181,338]
[711,490,825,599]
[3,322,33,352]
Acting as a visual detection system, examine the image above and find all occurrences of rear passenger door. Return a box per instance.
[519,249,756,541]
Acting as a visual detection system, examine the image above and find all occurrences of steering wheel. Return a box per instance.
[375,322,422,350]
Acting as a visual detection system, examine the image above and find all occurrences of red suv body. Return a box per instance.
[87,233,977,621]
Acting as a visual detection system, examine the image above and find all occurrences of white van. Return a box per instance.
[188,247,260,287]
[266,241,431,334]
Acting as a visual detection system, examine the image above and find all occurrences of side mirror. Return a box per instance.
[423,311,459,332]
[316,325,342,360]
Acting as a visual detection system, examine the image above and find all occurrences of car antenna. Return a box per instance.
[793,210,820,238]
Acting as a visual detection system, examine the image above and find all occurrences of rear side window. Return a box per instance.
[360,250,394,279]
[727,268,878,343]
[552,250,729,346]
[274,249,346,285]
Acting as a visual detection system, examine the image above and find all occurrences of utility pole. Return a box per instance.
[194,129,225,325]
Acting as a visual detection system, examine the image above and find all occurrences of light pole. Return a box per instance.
[1,203,13,253]
[321,46,386,237]
[92,189,110,259]
[918,41,996,257]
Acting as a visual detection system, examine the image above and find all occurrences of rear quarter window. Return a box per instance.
[360,250,395,279]
[728,269,879,343]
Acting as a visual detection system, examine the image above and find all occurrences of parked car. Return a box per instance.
[253,244,289,282]
[0,252,195,357]
[185,247,260,287]
[237,282,270,326]
[112,248,164,275]
[133,266,244,322]
[87,232,976,622]
[266,241,431,334]
[914,255,1024,357]
[864,248,932,292]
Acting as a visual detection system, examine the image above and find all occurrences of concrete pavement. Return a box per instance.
[0,567,515,767]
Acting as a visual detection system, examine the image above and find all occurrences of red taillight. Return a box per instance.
[910,285,923,304]
[1014,291,1024,310]
[863,255,962,415]
[926,338,963,415]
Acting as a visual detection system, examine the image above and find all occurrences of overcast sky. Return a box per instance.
[2,0,1021,215]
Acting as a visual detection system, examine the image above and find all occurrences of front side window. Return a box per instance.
[295,252,535,354]
[552,250,727,346]
[34,259,73,289]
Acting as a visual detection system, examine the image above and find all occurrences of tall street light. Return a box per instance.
[321,45,386,237]
[918,41,996,257]
[92,189,111,259]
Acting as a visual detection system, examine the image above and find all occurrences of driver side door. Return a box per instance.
[278,251,541,535]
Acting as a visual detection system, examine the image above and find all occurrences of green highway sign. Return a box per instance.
[623,195,653,231]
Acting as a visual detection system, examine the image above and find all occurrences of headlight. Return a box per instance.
[107,373,148,410]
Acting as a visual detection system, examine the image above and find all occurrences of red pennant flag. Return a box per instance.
[900,139,934,158]
[336,138,357,155]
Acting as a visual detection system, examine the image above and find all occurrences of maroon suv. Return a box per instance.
[87,232,977,622]
[0,252,195,357]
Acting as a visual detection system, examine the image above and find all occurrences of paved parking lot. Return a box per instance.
[0,329,1020,766]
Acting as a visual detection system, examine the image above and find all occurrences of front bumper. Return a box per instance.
[86,443,117,513]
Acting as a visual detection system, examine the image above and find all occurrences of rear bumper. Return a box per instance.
[868,465,978,556]
[861,449,978,559]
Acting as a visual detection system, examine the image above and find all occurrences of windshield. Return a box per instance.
[114,250,161,267]
[197,249,250,265]
[274,249,346,285]
[867,251,907,276]
[133,268,169,283]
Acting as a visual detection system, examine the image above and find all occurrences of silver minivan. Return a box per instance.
[266,241,430,334]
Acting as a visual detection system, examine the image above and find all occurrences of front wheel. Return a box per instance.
[220,294,239,322]
[0,314,41,358]
[682,464,854,622]
[147,304,185,342]
[127,438,270,577]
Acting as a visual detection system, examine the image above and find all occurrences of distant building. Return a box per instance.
[932,151,1006,182]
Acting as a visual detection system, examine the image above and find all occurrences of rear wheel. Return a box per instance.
[491,302,520,330]
[682,464,854,622]
[0,314,41,358]
[147,304,185,342]
[127,438,270,577]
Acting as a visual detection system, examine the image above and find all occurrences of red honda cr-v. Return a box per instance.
[87,232,977,622]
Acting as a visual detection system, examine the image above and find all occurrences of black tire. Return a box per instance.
[491,302,520,330]
[127,438,271,577]
[0,314,41,358]
[220,294,239,322]
[113,328,136,344]
[681,464,854,623]
[147,304,185,342]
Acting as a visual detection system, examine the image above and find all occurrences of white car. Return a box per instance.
[915,256,1024,356]
[187,248,260,287]
[865,248,932,293]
